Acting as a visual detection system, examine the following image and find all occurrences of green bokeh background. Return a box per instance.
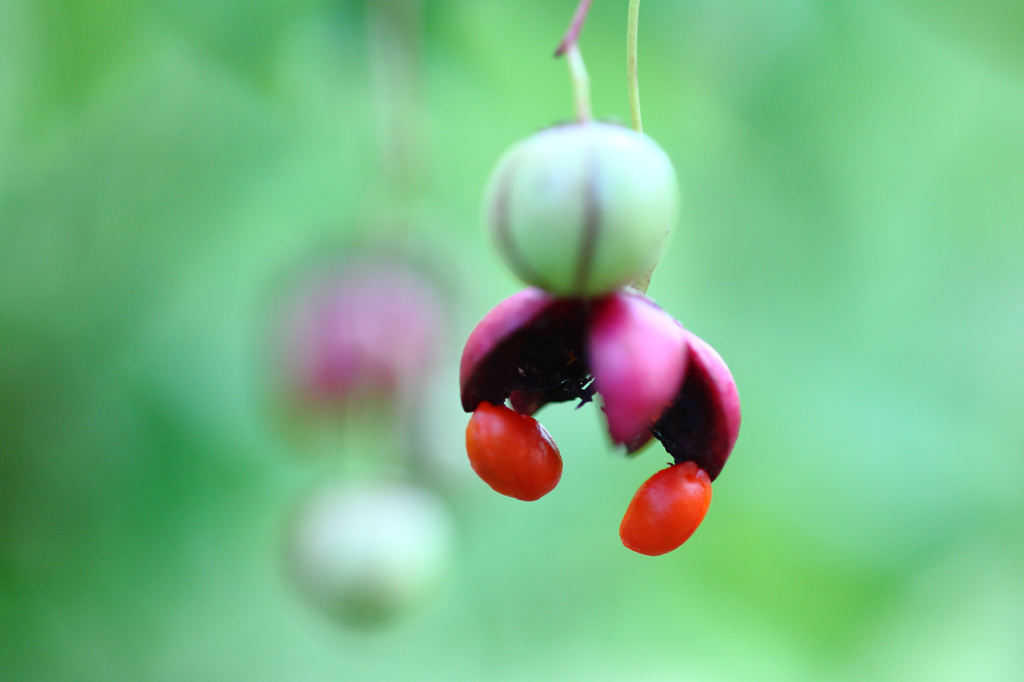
[2,0,1023,679]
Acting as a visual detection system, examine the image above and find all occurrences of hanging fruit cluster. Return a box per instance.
[460,0,741,556]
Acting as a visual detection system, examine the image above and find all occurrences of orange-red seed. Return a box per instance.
[465,402,562,501]
[619,462,712,556]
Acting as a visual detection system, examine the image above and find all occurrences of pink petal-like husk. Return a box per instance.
[588,291,687,447]
[685,331,741,471]
[459,288,554,401]
[286,260,444,403]
[651,330,740,480]
[460,288,594,415]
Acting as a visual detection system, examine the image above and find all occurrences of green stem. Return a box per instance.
[556,0,595,123]
[565,44,592,122]
[626,0,643,133]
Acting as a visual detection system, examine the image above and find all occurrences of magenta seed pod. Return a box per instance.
[284,258,445,407]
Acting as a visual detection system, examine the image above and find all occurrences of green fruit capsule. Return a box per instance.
[484,121,679,297]
[288,481,454,627]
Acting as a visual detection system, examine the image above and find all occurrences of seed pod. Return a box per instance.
[484,122,679,296]
[282,257,445,407]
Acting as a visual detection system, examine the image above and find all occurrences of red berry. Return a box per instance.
[465,402,562,501]
[619,462,712,556]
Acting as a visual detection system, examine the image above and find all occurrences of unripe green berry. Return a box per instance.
[483,121,679,296]
[288,481,454,627]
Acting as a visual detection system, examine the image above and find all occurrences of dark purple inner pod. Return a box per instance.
[649,340,739,481]
[460,299,593,414]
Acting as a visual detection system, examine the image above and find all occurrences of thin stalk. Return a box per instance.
[565,44,592,121]
[626,0,642,133]
[555,0,595,122]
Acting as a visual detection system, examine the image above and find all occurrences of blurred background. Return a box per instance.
[2,0,1023,679]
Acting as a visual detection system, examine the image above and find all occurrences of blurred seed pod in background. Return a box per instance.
[266,253,449,453]
[285,479,455,627]
[282,256,446,407]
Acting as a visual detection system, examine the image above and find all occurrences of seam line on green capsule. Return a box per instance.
[492,154,549,290]
[572,146,601,294]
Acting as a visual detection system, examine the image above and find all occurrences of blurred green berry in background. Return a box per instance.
[286,480,454,627]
